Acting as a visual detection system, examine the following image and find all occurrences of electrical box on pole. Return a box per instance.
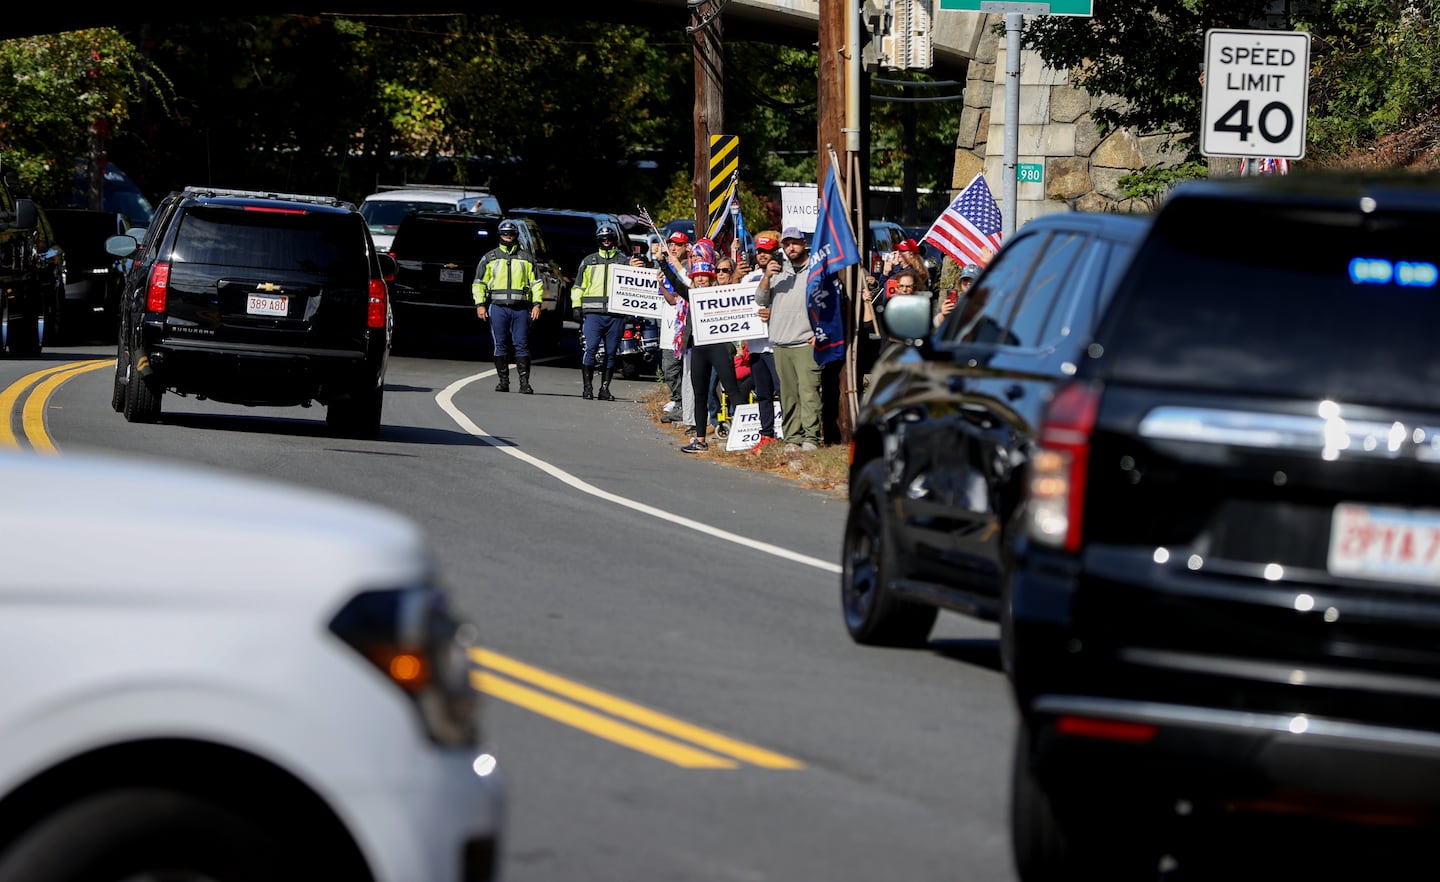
[862,0,933,71]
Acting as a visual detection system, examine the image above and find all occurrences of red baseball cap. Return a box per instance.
[755,235,780,252]
[896,238,920,253]
[667,231,690,245]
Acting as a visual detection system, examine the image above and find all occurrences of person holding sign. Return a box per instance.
[659,257,747,455]
[571,223,643,401]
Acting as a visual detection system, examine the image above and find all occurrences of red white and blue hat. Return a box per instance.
[689,260,716,278]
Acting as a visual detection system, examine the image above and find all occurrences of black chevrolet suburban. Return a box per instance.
[106,187,393,438]
[1008,173,1440,880]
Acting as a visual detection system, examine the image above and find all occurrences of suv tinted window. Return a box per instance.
[1005,230,1087,350]
[1098,198,1440,408]
[391,213,499,262]
[173,208,366,280]
[945,230,1048,346]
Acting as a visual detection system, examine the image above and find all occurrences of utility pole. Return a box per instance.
[820,0,865,441]
[690,2,724,238]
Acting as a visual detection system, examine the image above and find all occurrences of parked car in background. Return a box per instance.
[46,208,130,343]
[359,185,503,251]
[387,211,564,353]
[867,219,909,276]
[68,160,156,227]
[107,186,393,438]
[1008,173,1440,879]
[0,446,504,881]
[842,209,1149,649]
[660,217,696,246]
[509,207,628,287]
[0,171,49,356]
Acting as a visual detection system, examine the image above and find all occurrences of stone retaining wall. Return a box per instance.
[950,14,1186,225]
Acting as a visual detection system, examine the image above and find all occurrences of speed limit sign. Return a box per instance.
[1201,29,1310,159]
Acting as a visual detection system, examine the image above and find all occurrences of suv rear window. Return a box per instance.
[392,215,498,262]
[1099,198,1440,410]
[172,208,365,280]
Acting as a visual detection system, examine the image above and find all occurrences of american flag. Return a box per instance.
[923,173,1003,267]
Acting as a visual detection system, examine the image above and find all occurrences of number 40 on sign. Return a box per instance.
[1201,29,1311,160]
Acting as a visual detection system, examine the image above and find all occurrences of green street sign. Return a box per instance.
[939,0,1092,14]
[1018,163,1044,183]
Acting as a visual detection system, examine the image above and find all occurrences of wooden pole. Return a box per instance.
[691,3,723,240]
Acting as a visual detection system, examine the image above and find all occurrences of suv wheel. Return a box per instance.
[111,332,128,413]
[5,297,42,357]
[0,788,284,882]
[326,384,383,439]
[841,459,938,646]
[122,349,162,424]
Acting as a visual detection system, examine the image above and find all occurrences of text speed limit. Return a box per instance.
[1202,29,1311,160]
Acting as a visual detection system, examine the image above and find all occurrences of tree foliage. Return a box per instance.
[0,28,172,201]
[1021,0,1440,167]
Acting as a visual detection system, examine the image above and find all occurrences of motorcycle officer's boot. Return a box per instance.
[493,358,510,392]
[597,366,616,401]
[517,357,534,395]
[581,366,595,400]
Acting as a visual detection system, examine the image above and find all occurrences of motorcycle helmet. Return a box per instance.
[498,219,520,238]
[596,224,619,245]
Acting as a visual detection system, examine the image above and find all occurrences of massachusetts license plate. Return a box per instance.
[246,294,288,317]
[440,268,464,283]
[1328,503,1440,585]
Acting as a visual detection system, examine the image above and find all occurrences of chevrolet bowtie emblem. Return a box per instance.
[256,282,282,292]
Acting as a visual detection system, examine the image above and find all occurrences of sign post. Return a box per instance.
[934,0,1092,237]
[1201,29,1311,159]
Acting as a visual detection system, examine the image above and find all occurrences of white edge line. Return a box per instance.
[437,371,842,574]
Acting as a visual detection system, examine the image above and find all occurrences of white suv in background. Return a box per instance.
[359,185,503,251]
[0,449,504,882]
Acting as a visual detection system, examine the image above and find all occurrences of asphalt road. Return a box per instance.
[11,339,1020,882]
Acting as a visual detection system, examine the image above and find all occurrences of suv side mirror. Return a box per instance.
[879,292,935,346]
[377,253,398,281]
[105,233,140,258]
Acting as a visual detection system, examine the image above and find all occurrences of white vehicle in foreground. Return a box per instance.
[0,449,503,882]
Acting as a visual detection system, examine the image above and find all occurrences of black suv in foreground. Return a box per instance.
[842,210,1149,647]
[1008,174,1440,879]
[106,187,393,438]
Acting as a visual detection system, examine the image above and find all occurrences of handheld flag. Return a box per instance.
[730,192,750,261]
[805,166,861,366]
[923,173,1003,267]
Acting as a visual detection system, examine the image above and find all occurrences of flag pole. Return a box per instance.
[826,145,861,439]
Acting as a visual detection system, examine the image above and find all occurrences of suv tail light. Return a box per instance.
[146,261,171,313]
[1029,381,1101,552]
[367,278,388,329]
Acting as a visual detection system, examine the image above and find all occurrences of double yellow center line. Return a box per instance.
[0,360,114,454]
[1,360,802,771]
[471,648,804,770]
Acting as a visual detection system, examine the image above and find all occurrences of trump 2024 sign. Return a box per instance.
[1202,29,1311,160]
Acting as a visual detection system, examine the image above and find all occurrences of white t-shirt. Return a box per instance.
[741,269,772,354]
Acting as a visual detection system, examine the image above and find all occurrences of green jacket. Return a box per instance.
[472,243,543,306]
[570,247,631,314]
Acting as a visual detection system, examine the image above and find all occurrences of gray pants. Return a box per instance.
[661,348,684,406]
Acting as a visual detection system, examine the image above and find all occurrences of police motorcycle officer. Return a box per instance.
[473,219,544,393]
[571,223,645,401]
